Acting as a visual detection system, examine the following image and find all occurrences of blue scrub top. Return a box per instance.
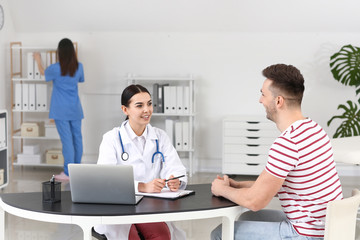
[45,62,84,120]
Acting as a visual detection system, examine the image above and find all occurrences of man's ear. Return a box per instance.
[276,96,285,108]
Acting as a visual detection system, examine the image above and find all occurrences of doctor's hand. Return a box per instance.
[211,175,230,197]
[139,179,166,193]
[167,175,181,192]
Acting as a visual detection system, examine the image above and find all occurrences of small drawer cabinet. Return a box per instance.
[222,116,279,175]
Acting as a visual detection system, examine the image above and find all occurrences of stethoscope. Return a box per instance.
[118,130,165,164]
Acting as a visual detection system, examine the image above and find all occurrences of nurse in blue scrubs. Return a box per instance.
[34,38,84,181]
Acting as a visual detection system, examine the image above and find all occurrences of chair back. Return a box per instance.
[324,189,360,240]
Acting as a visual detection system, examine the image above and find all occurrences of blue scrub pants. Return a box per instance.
[211,209,323,240]
[55,119,83,176]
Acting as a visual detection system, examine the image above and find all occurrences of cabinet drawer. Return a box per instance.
[223,153,267,164]
[223,136,275,145]
[224,121,275,130]
[224,144,270,154]
[224,128,279,138]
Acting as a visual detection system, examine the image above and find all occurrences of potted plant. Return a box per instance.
[327,45,360,138]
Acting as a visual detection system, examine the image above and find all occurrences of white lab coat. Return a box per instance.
[94,121,187,240]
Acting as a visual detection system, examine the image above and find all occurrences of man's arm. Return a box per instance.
[211,170,284,211]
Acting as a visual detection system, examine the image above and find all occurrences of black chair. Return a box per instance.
[92,227,145,240]
[92,227,107,240]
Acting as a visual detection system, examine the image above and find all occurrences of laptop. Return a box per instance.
[68,164,143,205]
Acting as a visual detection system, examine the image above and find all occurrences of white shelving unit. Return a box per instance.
[9,42,79,168]
[0,110,9,189]
[222,115,278,175]
[127,74,196,175]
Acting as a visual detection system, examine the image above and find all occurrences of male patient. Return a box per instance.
[211,64,343,240]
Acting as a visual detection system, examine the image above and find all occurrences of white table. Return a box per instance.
[0,184,243,240]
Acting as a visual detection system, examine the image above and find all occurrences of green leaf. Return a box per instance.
[330,44,360,87]
[327,100,360,138]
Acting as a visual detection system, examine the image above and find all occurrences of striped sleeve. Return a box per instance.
[266,135,299,179]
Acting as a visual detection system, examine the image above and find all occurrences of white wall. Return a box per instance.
[10,31,359,172]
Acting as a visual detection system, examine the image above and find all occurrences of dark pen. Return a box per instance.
[165,175,185,182]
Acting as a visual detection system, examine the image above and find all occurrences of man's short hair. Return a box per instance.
[262,64,305,105]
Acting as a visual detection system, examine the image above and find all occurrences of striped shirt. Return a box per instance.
[265,118,343,238]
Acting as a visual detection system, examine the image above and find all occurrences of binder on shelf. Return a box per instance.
[164,86,171,114]
[176,86,184,115]
[159,84,168,113]
[51,51,57,64]
[34,55,41,80]
[175,121,183,150]
[165,119,174,146]
[46,52,52,67]
[152,84,159,113]
[22,83,29,111]
[36,84,48,111]
[182,121,190,150]
[170,86,177,114]
[28,84,36,111]
[39,52,47,80]
[14,83,22,110]
[157,85,163,113]
[27,52,34,79]
[183,86,190,114]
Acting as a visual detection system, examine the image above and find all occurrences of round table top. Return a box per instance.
[0,183,238,216]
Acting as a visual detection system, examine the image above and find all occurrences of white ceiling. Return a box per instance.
[7,0,360,33]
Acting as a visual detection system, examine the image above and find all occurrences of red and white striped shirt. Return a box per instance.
[265,118,343,238]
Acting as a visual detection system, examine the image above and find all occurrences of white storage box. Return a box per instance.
[45,121,59,138]
[46,149,64,165]
[21,122,45,137]
[17,153,43,164]
[23,144,40,154]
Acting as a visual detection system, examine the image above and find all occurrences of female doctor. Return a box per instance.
[94,84,188,240]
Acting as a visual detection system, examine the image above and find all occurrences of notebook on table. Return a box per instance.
[68,164,143,205]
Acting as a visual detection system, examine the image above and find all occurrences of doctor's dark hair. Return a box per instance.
[57,38,78,77]
[121,84,151,120]
[262,64,305,106]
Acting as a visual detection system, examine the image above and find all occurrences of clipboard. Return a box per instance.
[136,189,195,200]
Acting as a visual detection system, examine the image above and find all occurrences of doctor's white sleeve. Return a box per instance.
[97,131,118,165]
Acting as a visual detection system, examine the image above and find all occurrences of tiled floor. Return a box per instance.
[1,166,360,240]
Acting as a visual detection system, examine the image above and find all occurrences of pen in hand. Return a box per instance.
[165,175,185,182]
